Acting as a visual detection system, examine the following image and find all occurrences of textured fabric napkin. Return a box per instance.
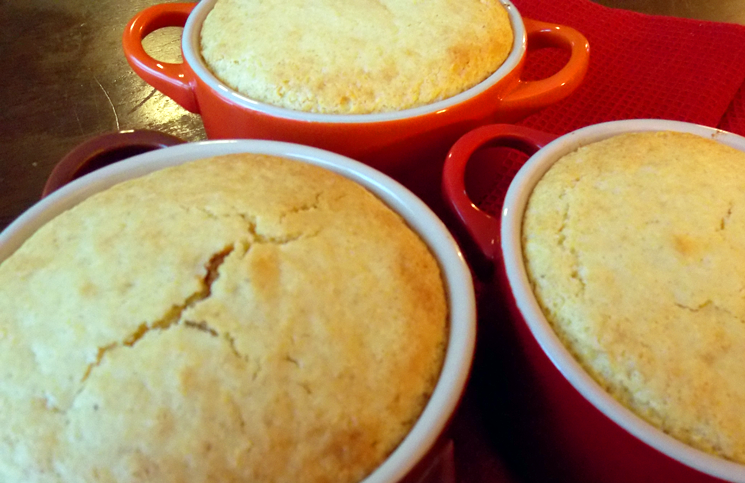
[475,0,745,215]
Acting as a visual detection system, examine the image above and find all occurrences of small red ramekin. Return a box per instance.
[5,136,477,483]
[122,1,589,205]
[443,119,745,483]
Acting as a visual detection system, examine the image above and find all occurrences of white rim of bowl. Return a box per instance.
[181,0,526,123]
[501,119,745,482]
[0,140,476,483]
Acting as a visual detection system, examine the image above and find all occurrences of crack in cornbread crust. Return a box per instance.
[0,154,448,483]
[522,131,745,464]
[199,0,513,114]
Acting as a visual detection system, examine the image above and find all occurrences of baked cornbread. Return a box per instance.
[522,131,745,463]
[0,154,448,483]
[199,0,513,114]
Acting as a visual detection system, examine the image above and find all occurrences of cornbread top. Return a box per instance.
[199,0,513,114]
[0,154,448,483]
[522,131,745,463]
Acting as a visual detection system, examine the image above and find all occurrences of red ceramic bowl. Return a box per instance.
[122,1,589,204]
[4,134,477,483]
[442,120,745,483]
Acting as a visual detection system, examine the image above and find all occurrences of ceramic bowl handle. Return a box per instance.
[442,124,556,262]
[42,130,184,198]
[500,18,590,119]
[123,3,199,113]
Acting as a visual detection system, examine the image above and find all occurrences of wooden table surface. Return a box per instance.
[1,1,743,482]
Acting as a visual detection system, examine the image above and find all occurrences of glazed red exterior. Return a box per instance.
[122,2,589,205]
[493,260,728,483]
[186,25,581,176]
[42,130,184,198]
[442,122,745,482]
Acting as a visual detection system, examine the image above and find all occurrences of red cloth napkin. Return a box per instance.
[476,0,745,215]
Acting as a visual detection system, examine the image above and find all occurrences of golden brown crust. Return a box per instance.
[0,154,447,482]
[522,131,745,463]
[199,0,513,114]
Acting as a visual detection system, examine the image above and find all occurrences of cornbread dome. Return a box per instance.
[199,0,513,114]
[522,131,745,464]
[0,153,448,483]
